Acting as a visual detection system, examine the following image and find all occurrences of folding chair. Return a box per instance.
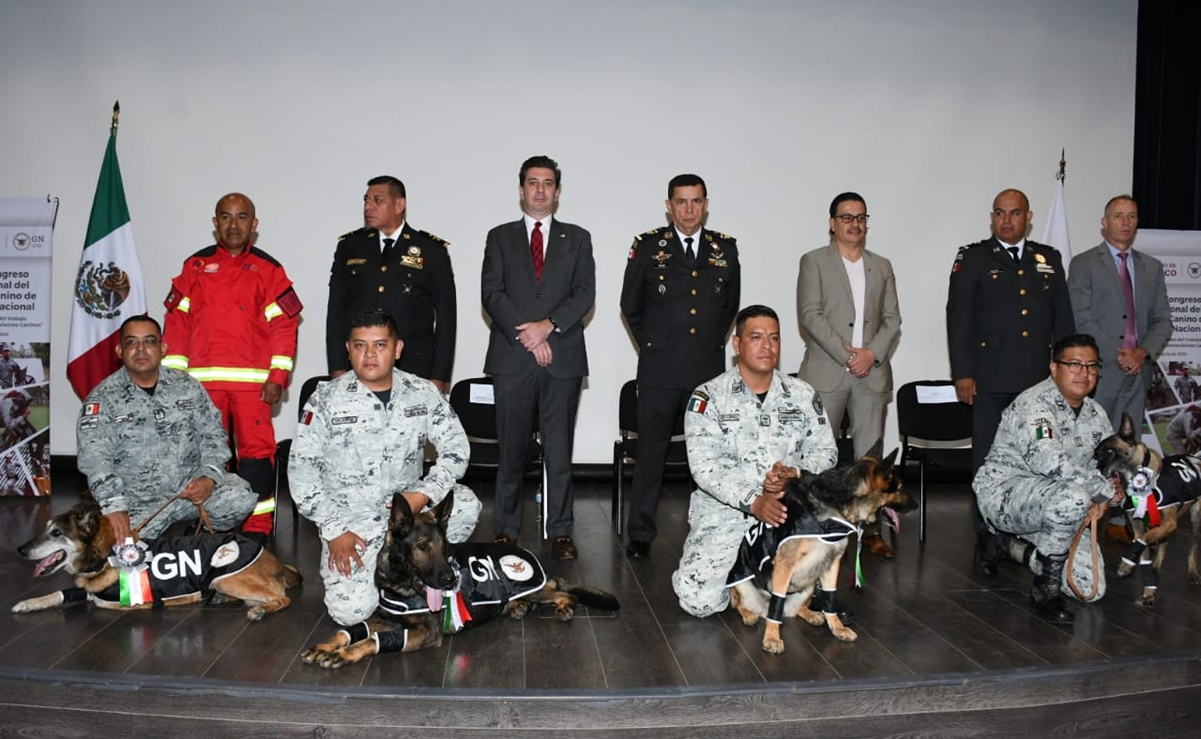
[896,380,973,542]
[448,377,546,539]
[611,379,690,536]
[274,374,331,533]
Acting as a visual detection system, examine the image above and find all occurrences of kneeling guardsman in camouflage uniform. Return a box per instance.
[974,334,1122,624]
[671,305,839,617]
[290,309,481,627]
[77,316,257,544]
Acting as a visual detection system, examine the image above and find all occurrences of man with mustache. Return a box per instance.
[163,193,303,540]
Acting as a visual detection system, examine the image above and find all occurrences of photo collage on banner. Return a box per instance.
[1134,229,1201,455]
[0,199,55,496]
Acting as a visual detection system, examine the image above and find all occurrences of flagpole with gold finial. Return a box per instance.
[111,101,120,136]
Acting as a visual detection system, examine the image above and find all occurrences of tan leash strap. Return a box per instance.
[132,493,215,538]
[1066,513,1100,601]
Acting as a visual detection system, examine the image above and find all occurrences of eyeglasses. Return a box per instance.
[834,214,869,224]
[1055,360,1101,375]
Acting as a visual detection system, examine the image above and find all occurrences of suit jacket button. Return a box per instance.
[537,292,543,298]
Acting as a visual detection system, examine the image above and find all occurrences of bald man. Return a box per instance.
[163,193,303,539]
[946,188,1075,573]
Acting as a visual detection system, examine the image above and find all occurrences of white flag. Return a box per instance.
[1041,179,1072,267]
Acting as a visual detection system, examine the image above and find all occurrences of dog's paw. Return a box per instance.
[761,637,785,654]
[11,593,62,613]
[554,604,575,622]
[1135,590,1157,608]
[507,601,531,620]
[245,605,266,621]
[737,609,760,627]
[797,605,825,627]
[1189,572,1201,586]
[301,647,333,666]
[1116,562,1134,578]
[831,625,858,642]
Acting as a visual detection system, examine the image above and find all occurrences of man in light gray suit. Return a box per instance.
[798,192,902,557]
[1068,195,1172,432]
[481,155,596,560]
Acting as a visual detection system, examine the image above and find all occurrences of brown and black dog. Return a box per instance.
[303,492,620,669]
[1094,412,1201,607]
[13,498,301,620]
[728,450,913,654]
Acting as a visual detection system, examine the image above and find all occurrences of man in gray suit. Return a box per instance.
[481,155,596,560]
[798,192,902,557]
[1068,195,1172,431]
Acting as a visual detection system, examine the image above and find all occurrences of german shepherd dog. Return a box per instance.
[728,450,914,654]
[1094,413,1201,607]
[12,498,301,620]
[302,492,620,669]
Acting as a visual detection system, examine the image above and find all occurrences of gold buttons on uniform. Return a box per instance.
[378,286,385,293]
[1021,309,1028,315]
[1020,289,1026,295]
[690,328,697,334]
[691,270,698,277]
[690,308,697,315]
[658,275,664,281]
[1022,330,1029,337]
[980,341,987,347]
[691,289,697,295]
[1017,269,1024,276]
[381,266,388,272]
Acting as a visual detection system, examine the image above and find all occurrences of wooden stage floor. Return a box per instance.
[2,465,1201,736]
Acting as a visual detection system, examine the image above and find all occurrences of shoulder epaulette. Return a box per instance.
[338,228,373,242]
[414,229,450,248]
[637,226,668,240]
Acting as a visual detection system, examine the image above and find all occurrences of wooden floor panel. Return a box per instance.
[3,466,1201,735]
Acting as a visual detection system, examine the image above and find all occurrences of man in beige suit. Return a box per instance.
[797,192,902,556]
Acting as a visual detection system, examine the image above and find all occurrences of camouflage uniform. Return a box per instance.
[1166,410,1199,455]
[0,355,20,388]
[672,368,839,617]
[289,369,480,626]
[76,367,256,538]
[974,376,1113,600]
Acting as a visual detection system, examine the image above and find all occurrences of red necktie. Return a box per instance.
[1119,251,1137,348]
[531,221,544,281]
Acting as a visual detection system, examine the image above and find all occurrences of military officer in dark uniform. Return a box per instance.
[946,187,1075,573]
[326,175,457,392]
[620,173,741,558]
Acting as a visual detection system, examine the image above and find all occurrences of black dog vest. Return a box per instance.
[93,534,264,606]
[726,514,859,590]
[377,544,546,632]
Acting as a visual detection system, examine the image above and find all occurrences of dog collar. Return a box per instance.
[1143,448,1152,468]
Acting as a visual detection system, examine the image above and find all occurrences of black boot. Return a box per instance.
[974,529,1010,577]
[1030,553,1074,625]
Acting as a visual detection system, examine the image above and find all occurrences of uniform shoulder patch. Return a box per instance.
[164,287,183,310]
[687,390,709,414]
[812,394,827,422]
[1032,417,1053,440]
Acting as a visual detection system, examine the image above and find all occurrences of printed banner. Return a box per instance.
[0,198,55,496]
[1131,230,1201,455]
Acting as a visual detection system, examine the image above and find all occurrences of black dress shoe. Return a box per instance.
[626,540,650,559]
[495,532,516,546]
[552,535,578,561]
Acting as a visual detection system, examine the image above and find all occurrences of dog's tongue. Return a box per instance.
[427,586,443,612]
[883,507,901,533]
[32,551,63,579]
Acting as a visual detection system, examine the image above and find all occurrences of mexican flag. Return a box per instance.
[66,105,147,399]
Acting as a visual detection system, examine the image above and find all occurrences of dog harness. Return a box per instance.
[726,513,860,623]
[92,534,264,606]
[376,544,547,635]
[1120,454,1201,588]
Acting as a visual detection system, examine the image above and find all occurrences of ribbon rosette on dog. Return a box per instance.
[1123,467,1162,527]
[107,537,152,607]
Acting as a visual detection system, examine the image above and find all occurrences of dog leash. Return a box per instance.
[1065,512,1100,602]
[132,493,215,539]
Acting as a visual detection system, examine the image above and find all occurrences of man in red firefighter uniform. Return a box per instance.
[163,192,302,539]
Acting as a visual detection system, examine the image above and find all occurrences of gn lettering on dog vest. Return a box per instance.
[377,544,547,633]
[95,535,263,606]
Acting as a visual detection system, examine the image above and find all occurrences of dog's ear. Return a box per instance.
[432,491,454,531]
[74,502,100,538]
[881,447,899,467]
[390,492,415,532]
[1118,413,1137,443]
[864,438,884,461]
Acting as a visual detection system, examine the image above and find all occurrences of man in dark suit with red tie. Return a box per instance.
[481,155,596,560]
